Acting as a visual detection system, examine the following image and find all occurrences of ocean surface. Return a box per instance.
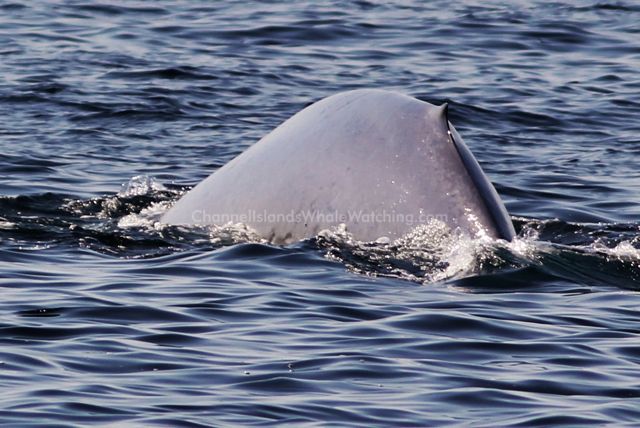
[1,1,640,426]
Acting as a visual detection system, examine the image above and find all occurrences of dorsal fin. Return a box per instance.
[446,110,516,241]
[437,102,449,122]
[436,102,451,135]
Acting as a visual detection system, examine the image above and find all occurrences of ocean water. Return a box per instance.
[1,0,640,426]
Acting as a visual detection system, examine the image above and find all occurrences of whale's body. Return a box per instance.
[162,89,515,243]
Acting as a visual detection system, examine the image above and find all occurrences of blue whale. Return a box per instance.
[162,89,515,243]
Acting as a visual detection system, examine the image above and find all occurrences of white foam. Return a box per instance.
[118,201,172,229]
[316,219,505,284]
[118,175,166,197]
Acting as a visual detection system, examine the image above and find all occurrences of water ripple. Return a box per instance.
[1,0,640,426]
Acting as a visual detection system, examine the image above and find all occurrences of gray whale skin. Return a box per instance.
[162,89,515,244]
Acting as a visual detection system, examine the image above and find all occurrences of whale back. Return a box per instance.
[162,89,515,243]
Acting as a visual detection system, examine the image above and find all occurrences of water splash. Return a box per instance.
[119,175,167,197]
[313,220,513,283]
[509,217,640,289]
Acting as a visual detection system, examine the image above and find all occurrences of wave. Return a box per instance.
[1,176,638,289]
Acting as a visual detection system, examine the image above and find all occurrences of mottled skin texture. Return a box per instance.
[162,89,515,243]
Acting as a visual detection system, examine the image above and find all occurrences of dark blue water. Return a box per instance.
[1,1,640,426]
